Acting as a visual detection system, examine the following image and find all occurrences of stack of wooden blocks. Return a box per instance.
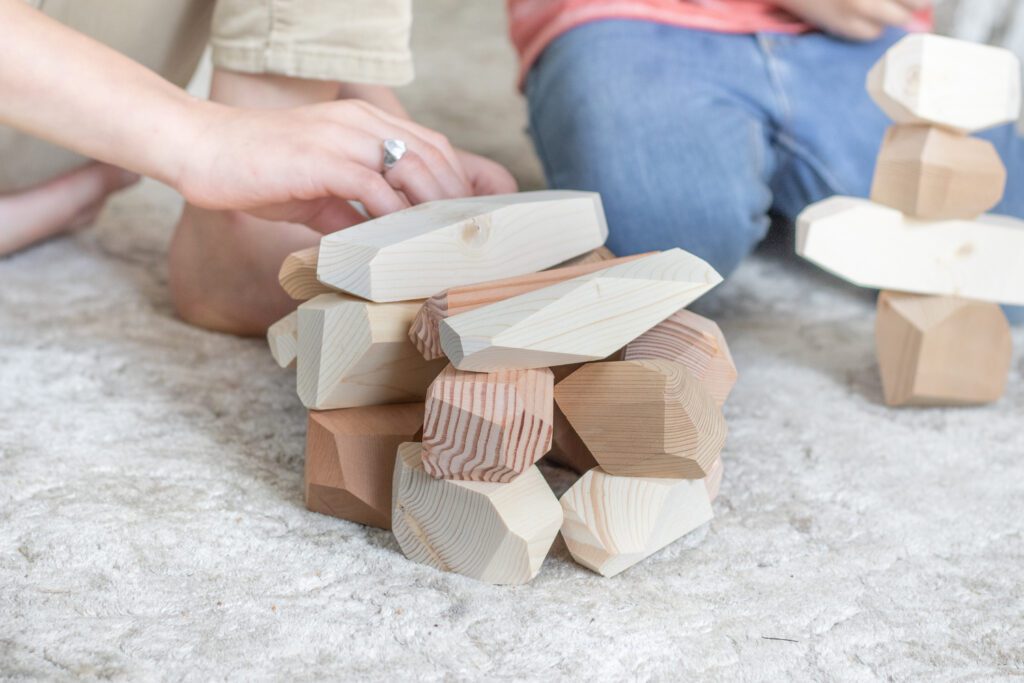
[797,34,1022,406]
[266,190,738,583]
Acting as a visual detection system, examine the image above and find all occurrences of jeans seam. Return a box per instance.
[774,130,850,196]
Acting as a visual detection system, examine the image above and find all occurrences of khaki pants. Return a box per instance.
[0,0,413,192]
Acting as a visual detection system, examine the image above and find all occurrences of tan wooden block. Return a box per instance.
[278,246,338,301]
[560,467,713,578]
[554,359,727,478]
[867,34,1021,133]
[392,442,562,584]
[304,404,423,529]
[623,308,737,407]
[297,293,446,410]
[440,249,723,372]
[704,457,724,503]
[875,290,1012,406]
[267,311,298,369]
[871,124,1006,220]
[546,402,599,475]
[555,245,618,267]
[408,253,650,361]
[796,196,1024,305]
[316,191,608,302]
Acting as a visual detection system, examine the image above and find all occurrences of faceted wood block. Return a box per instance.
[560,467,713,578]
[876,291,1012,406]
[267,311,298,369]
[871,124,1006,220]
[278,246,338,300]
[392,442,562,584]
[554,359,727,478]
[623,308,738,406]
[422,364,554,482]
[304,403,424,529]
[704,457,724,503]
[546,402,599,475]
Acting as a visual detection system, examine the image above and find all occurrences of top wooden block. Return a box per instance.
[315,191,609,302]
[867,34,1021,133]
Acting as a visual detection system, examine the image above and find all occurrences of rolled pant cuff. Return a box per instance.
[211,43,414,85]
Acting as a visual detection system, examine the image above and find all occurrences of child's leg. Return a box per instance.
[525,21,779,278]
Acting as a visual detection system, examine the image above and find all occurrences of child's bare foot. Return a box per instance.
[0,162,139,256]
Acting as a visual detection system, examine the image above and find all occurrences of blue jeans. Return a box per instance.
[526,20,1024,279]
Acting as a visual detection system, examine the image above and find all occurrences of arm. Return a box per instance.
[773,0,929,41]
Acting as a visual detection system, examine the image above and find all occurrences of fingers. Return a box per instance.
[863,0,915,27]
[459,152,518,195]
[325,165,410,217]
[383,151,450,204]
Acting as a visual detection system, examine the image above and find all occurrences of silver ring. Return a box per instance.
[382,138,407,171]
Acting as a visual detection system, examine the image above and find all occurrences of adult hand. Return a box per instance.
[456,149,519,196]
[775,0,929,41]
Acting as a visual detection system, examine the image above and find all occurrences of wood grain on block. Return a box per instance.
[871,124,1006,220]
[796,196,1024,305]
[560,467,713,578]
[304,404,423,529]
[316,191,609,302]
[623,308,738,407]
[408,253,650,361]
[422,365,554,483]
[554,359,727,478]
[875,290,1011,406]
[704,457,724,503]
[297,293,446,410]
[555,245,617,267]
[867,34,1021,132]
[440,249,723,372]
[278,246,337,300]
[391,442,562,584]
[547,402,599,475]
[267,311,298,369]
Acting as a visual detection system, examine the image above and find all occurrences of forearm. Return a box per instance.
[337,83,410,119]
[0,0,211,186]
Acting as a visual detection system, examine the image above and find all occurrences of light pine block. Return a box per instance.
[408,253,650,361]
[867,34,1021,133]
[304,404,423,529]
[297,293,447,410]
[796,196,1024,305]
[560,467,713,578]
[554,359,727,479]
[422,365,554,483]
[278,246,338,300]
[555,245,618,267]
[267,311,298,369]
[391,442,562,584]
[440,249,723,372]
[704,457,724,503]
[875,290,1012,406]
[871,124,1006,220]
[316,191,609,302]
[623,308,738,407]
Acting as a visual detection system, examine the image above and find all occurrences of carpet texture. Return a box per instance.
[2,3,1023,680]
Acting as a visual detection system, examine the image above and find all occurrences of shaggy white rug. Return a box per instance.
[2,3,1023,680]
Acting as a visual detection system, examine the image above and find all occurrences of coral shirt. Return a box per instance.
[508,0,933,82]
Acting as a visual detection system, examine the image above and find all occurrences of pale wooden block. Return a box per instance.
[555,245,618,267]
[316,191,609,302]
[305,404,423,529]
[560,467,713,578]
[440,249,723,372]
[392,442,562,584]
[704,457,724,503]
[408,253,650,361]
[796,196,1024,305]
[422,364,554,483]
[297,293,446,410]
[867,34,1021,132]
[623,308,738,407]
[554,359,727,479]
[876,290,1012,406]
[871,124,1006,220]
[266,311,298,369]
[278,246,338,300]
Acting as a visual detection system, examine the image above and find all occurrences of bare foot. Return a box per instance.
[0,162,139,256]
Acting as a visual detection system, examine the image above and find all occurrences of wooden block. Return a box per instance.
[392,442,562,584]
[555,245,617,267]
[867,34,1021,133]
[875,290,1012,406]
[422,365,554,482]
[796,196,1024,305]
[704,457,723,503]
[266,311,298,369]
[560,467,713,578]
[304,404,423,529]
[316,191,609,302]
[297,293,447,409]
[278,246,338,300]
[546,402,599,475]
[440,249,723,372]
[408,253,651,361]
[871,124,1006,220]
[623,309,738,407]
[554,359,727,478]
